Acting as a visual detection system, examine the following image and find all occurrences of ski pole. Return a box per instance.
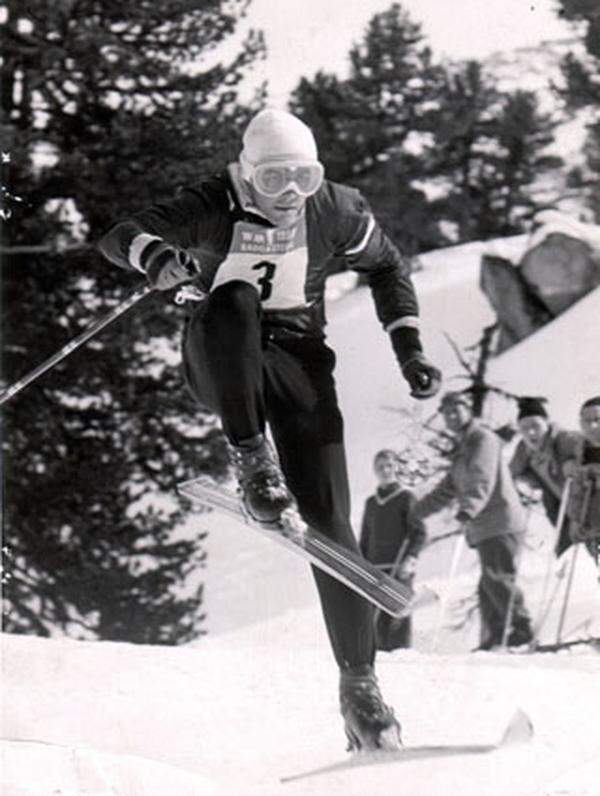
[425,528,462,548]
[0,283,153,406]
[430,531,466,652]
[555,543,580,645]
[530,478,573,646]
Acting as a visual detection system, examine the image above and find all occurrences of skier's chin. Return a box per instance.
[270,205,302,227]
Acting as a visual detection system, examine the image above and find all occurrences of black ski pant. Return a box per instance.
[476,534,531,647]
[182,280,375,670]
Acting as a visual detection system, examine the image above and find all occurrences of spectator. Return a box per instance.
[564,396,600,567]
[414,391,532,650]
[360,450,427,651]
[509,397,580,556]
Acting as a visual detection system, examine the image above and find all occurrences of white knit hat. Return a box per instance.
[241,109,319,166]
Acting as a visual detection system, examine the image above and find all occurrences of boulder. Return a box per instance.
[519,232,600,316]
[480,254,552,352]
[480,213,600,351]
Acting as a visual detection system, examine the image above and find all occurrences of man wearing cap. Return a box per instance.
[98,109,441,750]
[509,397,581,557]
[413,391,532,650]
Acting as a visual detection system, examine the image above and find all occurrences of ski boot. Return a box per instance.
[230,434,293,524]
[339,665,402,752]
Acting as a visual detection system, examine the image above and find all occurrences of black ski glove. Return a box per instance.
[142,242,199,291]
[391,326,442,400]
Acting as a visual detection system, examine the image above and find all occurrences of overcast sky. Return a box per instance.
[246,0,574,105]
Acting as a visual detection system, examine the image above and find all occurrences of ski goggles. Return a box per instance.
[242,158,324,198]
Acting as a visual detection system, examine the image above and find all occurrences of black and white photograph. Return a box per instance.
[1,1,599,793]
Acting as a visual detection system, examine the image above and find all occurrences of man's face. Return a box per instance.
[518,416,549,451]
[242,159,323,228]
[441,402,472,434]
[580,404,600,447]
[251,186,307,228]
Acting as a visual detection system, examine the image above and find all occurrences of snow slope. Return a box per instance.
[3,621,600,795]
[3,234,600,795]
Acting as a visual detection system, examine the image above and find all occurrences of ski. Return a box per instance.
[525,636,600,654]
[178,476,438,618]
[280,709,533,783]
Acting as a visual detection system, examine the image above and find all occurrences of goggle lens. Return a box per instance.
[252,163,323,197]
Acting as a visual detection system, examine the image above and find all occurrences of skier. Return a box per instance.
[563,396,600,567]
[97,109,441,750]
[360,449,427,651]
[413,391,533,650]
[509,397,580,557]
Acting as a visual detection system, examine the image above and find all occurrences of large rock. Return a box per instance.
[519,232,600,316]
[480,213,600,351]
[480,254,551,352]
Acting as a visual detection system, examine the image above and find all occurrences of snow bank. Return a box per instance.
[2,739,219,796]
[3,618,600,796]
[528,210,600,252]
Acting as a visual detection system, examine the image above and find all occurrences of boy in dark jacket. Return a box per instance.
[360,450,427,651]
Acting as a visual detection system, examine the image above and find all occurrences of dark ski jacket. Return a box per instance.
[97,166,420,342]
[509,423,581,503]
[359,486,426,572]
[415,420,527,546]
[509,423,581,529]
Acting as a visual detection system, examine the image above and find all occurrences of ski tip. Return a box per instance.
[499,709,534,747]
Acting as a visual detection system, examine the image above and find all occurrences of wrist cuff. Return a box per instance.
[390,326,423,367]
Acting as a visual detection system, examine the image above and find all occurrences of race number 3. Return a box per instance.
[252,260,276,301]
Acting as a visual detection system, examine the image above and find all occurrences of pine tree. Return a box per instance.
[425,62,562,239]
[289,3,446,254]
[554,0,600,218]
[1,1,265,642]
[488,91,562,233]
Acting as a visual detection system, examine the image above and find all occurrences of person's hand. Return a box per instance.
[402,355,442,400]
[517,486,543,506]
[398,555,418,578]
[562,460,578,479]
[144,244,199,291]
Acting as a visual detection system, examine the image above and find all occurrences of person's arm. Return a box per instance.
[509,441,544,499]
[396,493,428,577]
[329,185,441,399]
[404,492,427,558]
[555,430,584,478]
[97,181,228,290]
[413,470,456,520]
[509,440,529,480]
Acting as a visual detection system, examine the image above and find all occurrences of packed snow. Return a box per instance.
[2,234,599,795]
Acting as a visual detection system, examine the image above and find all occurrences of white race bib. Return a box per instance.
[211,218,309,309]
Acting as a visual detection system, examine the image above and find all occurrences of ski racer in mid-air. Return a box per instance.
[98,108,442,750]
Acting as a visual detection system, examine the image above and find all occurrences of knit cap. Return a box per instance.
[241,109,319,166]
[517,396,548,421]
